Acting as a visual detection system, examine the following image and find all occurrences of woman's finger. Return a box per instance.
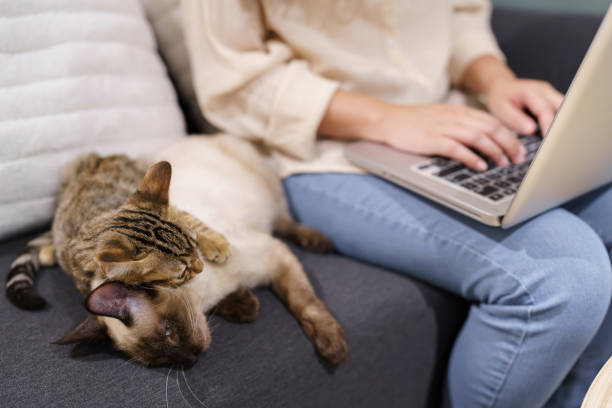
[493,100,538,135]
[544,84,564,111]
[442,124,508,167]
[523,91,555,135]
[435,137,489,172]
[460,108,524,164]
[489,126,526,164]
[461,106,502,131]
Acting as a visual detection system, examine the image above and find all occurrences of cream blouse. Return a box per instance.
[181,0,505,177]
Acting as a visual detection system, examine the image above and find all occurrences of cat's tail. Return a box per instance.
[6,231,55,310]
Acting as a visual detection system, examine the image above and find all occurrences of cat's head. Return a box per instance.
[94,161,204,287]
[56,281,209,366]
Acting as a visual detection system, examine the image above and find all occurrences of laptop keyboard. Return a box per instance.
[414,135,542,202]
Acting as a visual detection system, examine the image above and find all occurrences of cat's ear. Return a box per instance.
[84,281,145,326]
[96,238,134,264]
[95,237,144,282]
[134,161,171,206]
[53,315,108,345]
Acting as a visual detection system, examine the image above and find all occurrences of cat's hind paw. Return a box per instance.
[214,287,260,323]
[301,304,349,364]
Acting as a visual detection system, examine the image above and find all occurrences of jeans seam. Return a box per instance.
[288,176,536,407]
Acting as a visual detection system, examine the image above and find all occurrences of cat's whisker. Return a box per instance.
[182,365,210,408]
[176,365,194,408]
[207,316,219,332]
[110,356,137,375]
[165,365,173,408]
[208,323,220,336]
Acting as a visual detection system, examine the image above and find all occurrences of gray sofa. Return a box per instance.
[0,8,601,408]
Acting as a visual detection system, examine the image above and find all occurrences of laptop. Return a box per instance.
[345,5,612,228]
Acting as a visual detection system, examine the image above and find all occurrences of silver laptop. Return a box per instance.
[345,5,612,228]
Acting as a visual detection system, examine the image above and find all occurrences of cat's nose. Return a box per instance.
[192,257,203,273]
[174,352,198,366]
[174,346,203,366]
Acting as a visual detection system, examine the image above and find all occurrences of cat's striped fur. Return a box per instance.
[5,232,55,309]
[6,153,230,309]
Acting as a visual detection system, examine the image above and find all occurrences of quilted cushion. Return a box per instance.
[0,0,186,239]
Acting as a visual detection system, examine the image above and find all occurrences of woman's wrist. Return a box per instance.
[461,55,517,96]
[318,89,390,143]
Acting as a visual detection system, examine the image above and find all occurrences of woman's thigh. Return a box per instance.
[564,183,612,249]
[283,173,611,303]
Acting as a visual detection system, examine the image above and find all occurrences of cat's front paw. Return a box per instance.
[199,230,231,263]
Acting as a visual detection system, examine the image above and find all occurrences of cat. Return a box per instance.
[6,153,231,310]
[8,134,349,365]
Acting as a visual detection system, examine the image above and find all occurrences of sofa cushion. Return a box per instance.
[0,0,186,239]
[1,230,466,408]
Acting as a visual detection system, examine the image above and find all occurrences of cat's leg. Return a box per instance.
[5,231,56,310]
[213,287,260,323]
[273,213,334,253]
[38,242,56,267]
[177,210,231,263]
[268,238,348,364]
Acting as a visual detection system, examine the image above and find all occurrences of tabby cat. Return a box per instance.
[6,153,231,309]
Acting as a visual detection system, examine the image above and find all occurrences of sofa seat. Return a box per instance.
[1,230,466,408]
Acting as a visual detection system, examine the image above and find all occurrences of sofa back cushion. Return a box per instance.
[0,0,186,239]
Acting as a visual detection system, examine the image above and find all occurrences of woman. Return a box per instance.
[181,1,612,407]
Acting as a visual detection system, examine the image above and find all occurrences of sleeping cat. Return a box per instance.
[7,135,348,365]
[5,154,231,311]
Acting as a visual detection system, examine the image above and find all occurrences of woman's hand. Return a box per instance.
[318,90,527,172]
[370,103,526,171]
[462,56,564,137]
[485,78,564,136]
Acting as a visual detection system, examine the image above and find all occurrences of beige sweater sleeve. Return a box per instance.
[180,0,339,160]
[449,0,506,86]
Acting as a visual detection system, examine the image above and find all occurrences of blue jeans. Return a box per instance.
[283,173,612,408]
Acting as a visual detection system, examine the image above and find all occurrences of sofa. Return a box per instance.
[0,4,601,408]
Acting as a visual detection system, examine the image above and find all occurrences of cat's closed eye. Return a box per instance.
[163,320,178,344]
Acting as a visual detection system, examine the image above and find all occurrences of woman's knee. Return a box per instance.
[523,216,612,342]
[484,211,611,348]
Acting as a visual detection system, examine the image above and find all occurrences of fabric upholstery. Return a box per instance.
[492,8,602,93]
[0,0,185,239]
[0,230,466,408]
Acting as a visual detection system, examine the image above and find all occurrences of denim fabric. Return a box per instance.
[284,174,612,408]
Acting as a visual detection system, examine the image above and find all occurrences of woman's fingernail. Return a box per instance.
[477,161,488,171]
[499,156,510,167]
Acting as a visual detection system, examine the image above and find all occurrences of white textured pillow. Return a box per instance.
[0,0,186,239]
